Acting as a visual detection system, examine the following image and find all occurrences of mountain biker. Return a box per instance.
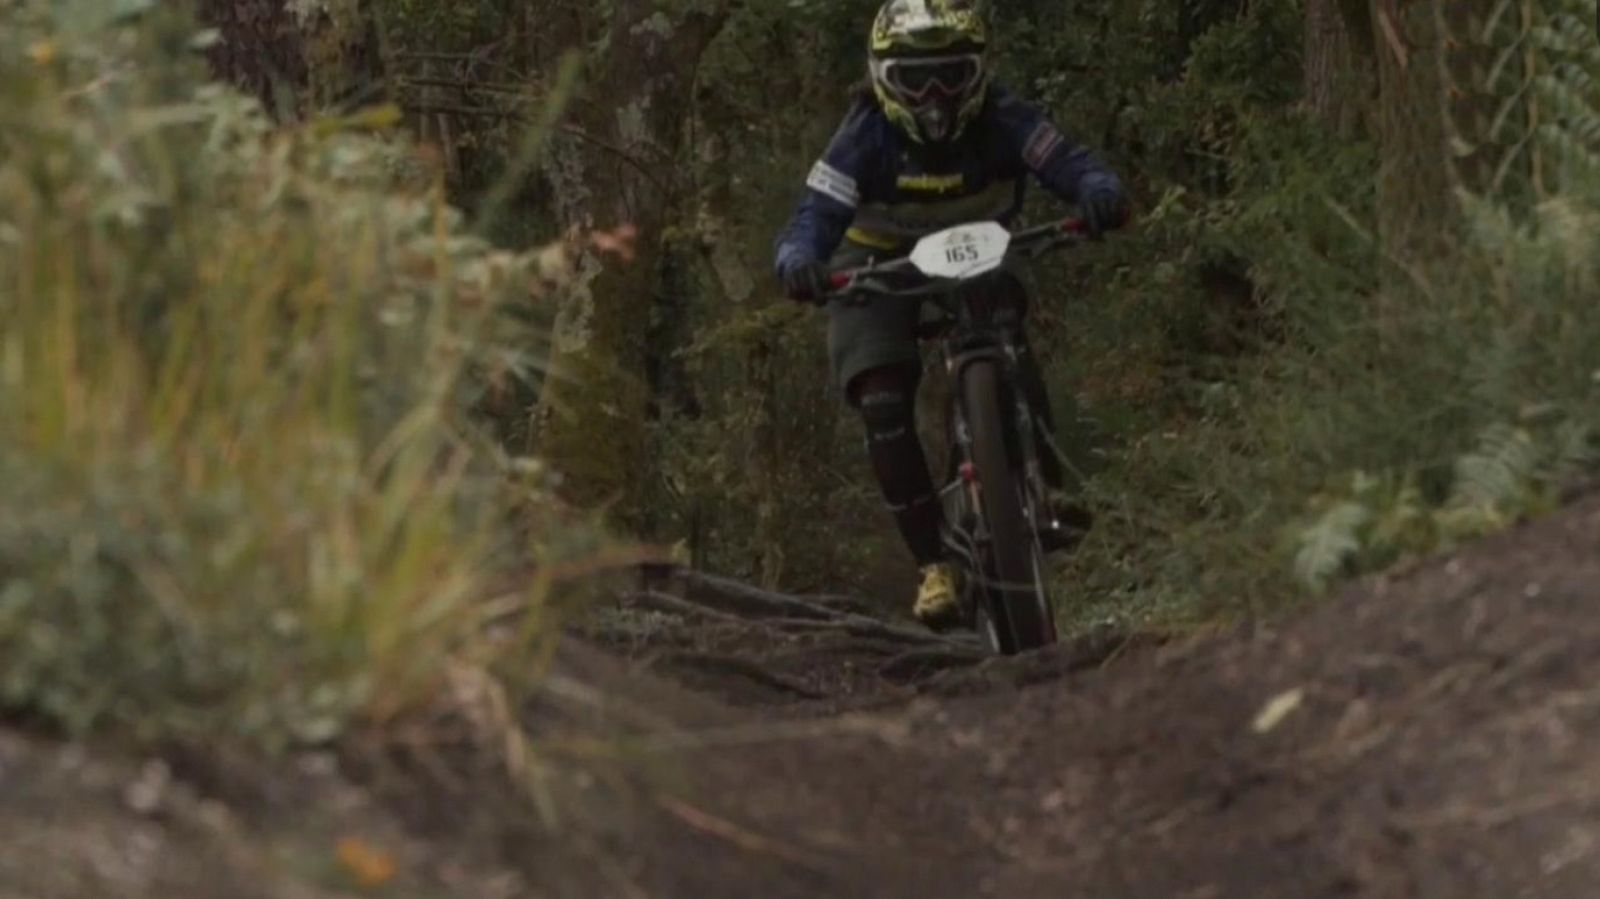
[772,0,1130,630]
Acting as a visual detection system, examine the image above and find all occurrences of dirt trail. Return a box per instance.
[6,498,1600,898]
[569,495,1600,898]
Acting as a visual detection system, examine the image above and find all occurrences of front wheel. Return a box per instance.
[960,360,1056,654]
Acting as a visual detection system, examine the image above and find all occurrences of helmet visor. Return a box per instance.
[878,54,983,102]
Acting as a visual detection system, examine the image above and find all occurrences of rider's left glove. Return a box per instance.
[781,259,830,304]
[1082,187,1130,240]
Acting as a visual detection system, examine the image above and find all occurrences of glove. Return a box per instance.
[1081,187,1130,239]
[780,259,830,304]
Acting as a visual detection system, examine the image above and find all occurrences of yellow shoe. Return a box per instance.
[913,562,962,630]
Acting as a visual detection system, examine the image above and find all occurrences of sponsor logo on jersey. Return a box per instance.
[897,172,966,193]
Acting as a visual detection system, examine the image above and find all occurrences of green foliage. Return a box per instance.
[646,0,1373,606]
[1532,1,1600,188]
[1466,0,1600,199]
[0,4,580,748]
[1292,412,1594,593]
[359,0,1600,630]
[1015,0,1600,630]
[633,3,896,592]
[1064,169,1600,623]
[1294,494,1370,592]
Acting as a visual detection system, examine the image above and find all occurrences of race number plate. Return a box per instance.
[909,221,1011,280]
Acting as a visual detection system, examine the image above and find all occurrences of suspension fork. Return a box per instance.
[944,342,1011,499]
[1003,338,1051,519]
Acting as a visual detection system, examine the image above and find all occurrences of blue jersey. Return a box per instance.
[774,85,1124,278]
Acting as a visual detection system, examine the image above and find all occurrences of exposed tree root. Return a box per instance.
[877,647,988,683]
[678,571,855,621]
[646,652,828,700]
[617,571,974,649]
[625,589,748,625]
[596,566,1172,707]
[759,616,963,647]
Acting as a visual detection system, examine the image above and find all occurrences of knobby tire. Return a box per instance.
[960,360,1055,653]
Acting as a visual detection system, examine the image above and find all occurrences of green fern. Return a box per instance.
[1450,423,1541,508]
[1289,408,1600,591]
[1294,500,1370,591]
[1365,479,1430,558]
[1548,418,1598,483]
[1532,2,1600,192]
[1463,0,1600,199]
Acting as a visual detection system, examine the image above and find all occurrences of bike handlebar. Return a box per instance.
[824,216,1091,299]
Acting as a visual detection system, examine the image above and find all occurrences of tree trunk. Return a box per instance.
[194,0,379,116]
[193,0,309,113]
[537,1,730,524]
[1304,0,1373,137]
[1367,2,1492,248]
[1369,0,1456,267]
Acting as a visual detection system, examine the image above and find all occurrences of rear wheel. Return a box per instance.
[961,360,1056,653]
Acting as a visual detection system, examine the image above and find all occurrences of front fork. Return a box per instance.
[1002,343,1054,535]
[940,339,1051,560]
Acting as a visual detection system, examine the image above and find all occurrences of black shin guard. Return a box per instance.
[858,386,944,565]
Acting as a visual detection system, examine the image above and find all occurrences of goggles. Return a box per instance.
[875,53,984,102]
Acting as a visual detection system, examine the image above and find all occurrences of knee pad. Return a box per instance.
[857,387,934,509]
[858,388,914,447]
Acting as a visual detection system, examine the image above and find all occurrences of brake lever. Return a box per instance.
[826,279,957,307]
[823,267,925,305]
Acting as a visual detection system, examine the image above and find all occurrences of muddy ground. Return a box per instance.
[6,498,1600,898]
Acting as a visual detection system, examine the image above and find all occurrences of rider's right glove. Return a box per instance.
[780,259,830,304]
[1082,187,1131,240]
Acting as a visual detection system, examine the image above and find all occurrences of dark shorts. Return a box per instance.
[827,239,1035,400]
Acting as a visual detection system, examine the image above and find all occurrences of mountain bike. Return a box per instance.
[824,217,1090,655]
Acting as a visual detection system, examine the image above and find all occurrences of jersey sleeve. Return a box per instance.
[772,101,879,278]
[989,87,1124,206]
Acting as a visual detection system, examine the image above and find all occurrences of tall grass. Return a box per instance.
[0,3,577,749]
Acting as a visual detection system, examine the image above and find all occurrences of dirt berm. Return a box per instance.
[6,497,1600,898]
[560,494,1600,898]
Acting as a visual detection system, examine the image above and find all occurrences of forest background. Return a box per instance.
[250,0,1600,627]
[7,0,1600,752]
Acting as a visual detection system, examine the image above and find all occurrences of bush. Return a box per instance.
[1039,2,1600,630]
[1054,164,1600,629]
[0,3,582,750]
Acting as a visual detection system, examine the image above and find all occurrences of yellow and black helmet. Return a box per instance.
[868,0,992,143]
